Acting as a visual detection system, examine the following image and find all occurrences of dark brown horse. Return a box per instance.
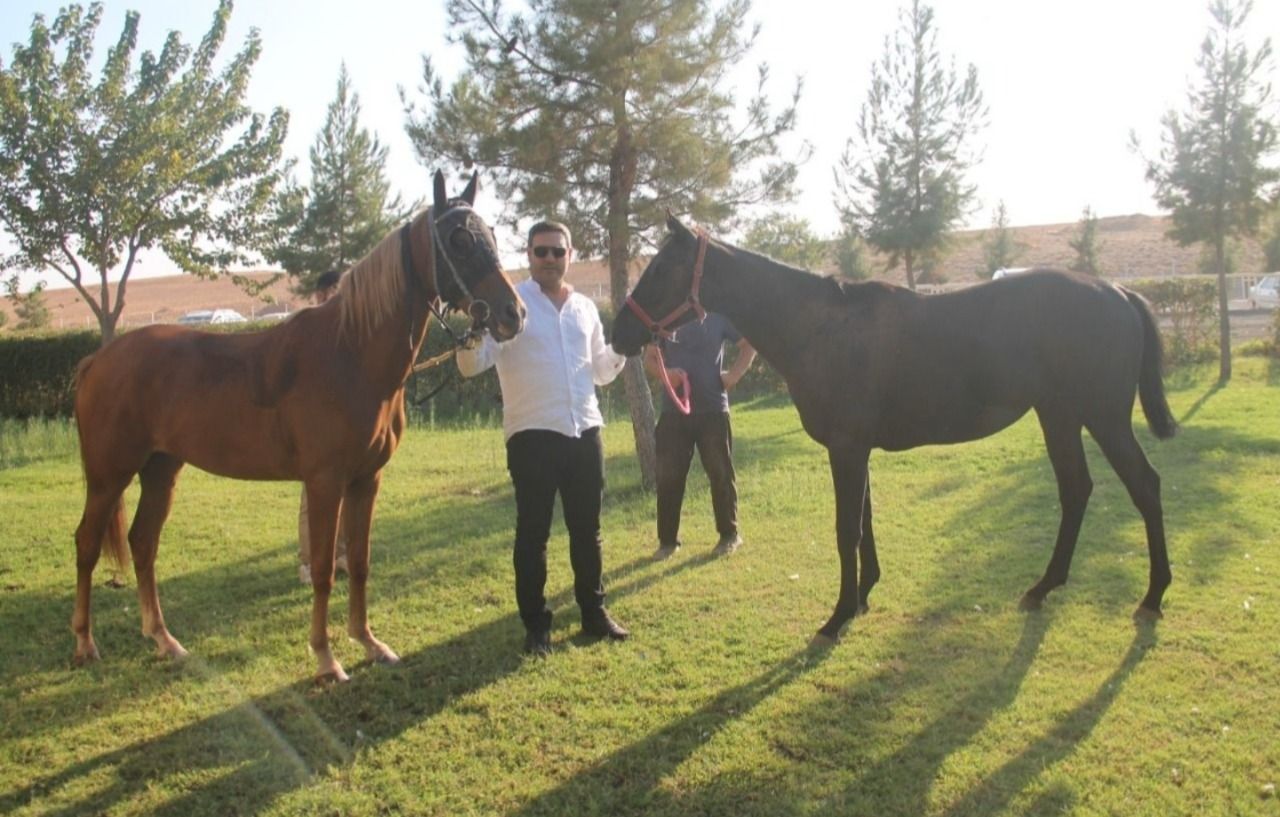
[614,215,1177,646]
[72,171,526,680]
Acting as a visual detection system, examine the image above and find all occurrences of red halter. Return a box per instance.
[624,228,710,415]
[624,228,709,341]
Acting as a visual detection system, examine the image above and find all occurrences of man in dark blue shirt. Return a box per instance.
[644,312,756,560]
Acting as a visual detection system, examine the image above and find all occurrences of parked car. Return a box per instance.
[991,267,1031,280]
[1248,273,1279,309]
[177,308,248,325]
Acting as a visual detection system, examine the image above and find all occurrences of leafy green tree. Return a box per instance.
[268,63,407,295]
[4,275,51,331]
[1261,202,1280,271]
[834,0,987,291]
[1068,205,1103,276]
[405,0,804,487]
[0,2,288,345]
[741,213,828,270]
[1137,0,1278,382]
[980,200,1023,279]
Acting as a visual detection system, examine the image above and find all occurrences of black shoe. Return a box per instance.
[712,532,742,556]
[523,628,551,656]
[581,608,629,641]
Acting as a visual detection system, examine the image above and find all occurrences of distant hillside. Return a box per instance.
[2,214,1270,330]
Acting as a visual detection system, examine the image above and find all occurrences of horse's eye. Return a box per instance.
[449,227,476,255]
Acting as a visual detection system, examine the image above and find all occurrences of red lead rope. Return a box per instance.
[624,228,709,416]
[652,343,692,415]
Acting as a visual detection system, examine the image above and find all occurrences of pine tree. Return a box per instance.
[1138,0,1278,382]
[741,214,828,270]
[834,0,987,291]
[980,201,1022,279]
[4,275,51,331]
[1068,206,1103,276]
[269,64,406,293]
[0,2,288,344]
[405,0,804,487]
[834,223,872,281]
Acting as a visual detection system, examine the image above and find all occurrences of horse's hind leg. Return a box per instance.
[72,474,131,664]
[131,453,188,660]
[1021,412,1092,611]
[857,478,880,614]
[1087,417,1169,620]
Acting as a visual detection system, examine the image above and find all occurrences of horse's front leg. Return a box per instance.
[813,445,871,647]
[304,478,348,682]
[344,470,399,666]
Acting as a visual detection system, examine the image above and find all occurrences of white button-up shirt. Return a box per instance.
[457,277,627,440]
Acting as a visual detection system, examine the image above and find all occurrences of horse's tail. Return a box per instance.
[100,496,130,572]
[1123,288,1178,440]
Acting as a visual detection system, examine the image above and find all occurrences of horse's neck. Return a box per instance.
[702,246,828,381]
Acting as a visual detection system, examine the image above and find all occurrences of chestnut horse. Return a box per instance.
[72,171,526,680]
[614,215,1177,646]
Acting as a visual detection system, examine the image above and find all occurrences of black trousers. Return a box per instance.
[506,427,606,633]
[655,411,737,547]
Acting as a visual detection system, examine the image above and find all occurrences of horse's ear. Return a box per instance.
[460,171,479,206]
[666,211,691,238]
[433,170,448,212]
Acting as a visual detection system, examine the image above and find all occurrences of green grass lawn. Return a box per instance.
[1,359,1277,816]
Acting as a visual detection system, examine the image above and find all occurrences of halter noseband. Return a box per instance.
[624,227,709,341]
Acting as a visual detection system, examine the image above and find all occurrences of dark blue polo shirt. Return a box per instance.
[657,312,742,415]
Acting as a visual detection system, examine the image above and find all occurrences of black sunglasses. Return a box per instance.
[531,246,567,259]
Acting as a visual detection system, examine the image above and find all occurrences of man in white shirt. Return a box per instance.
[457,221,629,656]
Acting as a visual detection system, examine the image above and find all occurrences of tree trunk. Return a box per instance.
[1215,239,1231,384]
[607,98,657,490]
[904,248,917,291]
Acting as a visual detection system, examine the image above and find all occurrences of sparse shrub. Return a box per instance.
[1129,278,1219,366]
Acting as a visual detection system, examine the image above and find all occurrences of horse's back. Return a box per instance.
[74,323,310,479]
[857,270,1147,448]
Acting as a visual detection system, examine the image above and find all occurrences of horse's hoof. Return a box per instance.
[154,639,189,661]
[808,632,839,650]
[1132,605,1163,623]
[315,667,351,685]
[858,603,870,616]
[1018,593,1043,612]
[373,650,401,666]
[73,647,101,666]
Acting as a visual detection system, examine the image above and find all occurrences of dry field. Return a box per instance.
[1,214,1272,331]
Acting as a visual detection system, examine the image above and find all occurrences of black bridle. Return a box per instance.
[400,203,497,351]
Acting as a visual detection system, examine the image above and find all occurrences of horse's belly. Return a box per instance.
[156,413,297,481]
[879,402,1027,451]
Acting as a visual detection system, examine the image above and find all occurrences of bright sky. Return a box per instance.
[2,0,1278,290]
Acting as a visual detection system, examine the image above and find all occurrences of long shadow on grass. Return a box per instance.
[0,521,720,817]
[0,457,663,751]
[507,647,829,817]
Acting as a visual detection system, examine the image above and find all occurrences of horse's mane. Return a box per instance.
[335,218,415,343]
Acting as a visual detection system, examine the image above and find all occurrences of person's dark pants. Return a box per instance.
[656,411,737,547]
[506,427,607,634]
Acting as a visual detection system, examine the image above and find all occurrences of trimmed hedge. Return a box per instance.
[0,331,100,418]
